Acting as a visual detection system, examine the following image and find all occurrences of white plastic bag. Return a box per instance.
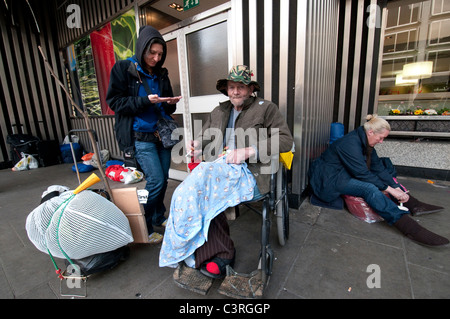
[12,153,29,171]
[92,149,110,168]
[28,154,39,169]
[12,153,39,171]
[105,165,143,184]
[122,167,144,184]
[63,134,79,144]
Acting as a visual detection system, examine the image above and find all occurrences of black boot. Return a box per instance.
[403,195,444,216]
[394,215,449,246]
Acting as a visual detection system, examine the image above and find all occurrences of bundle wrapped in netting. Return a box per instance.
[26,186,134,260]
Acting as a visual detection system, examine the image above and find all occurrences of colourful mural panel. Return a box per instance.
[91,23,116,115]
[74,36,101,116]
[111,8,136,61]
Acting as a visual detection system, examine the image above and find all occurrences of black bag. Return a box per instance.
[64,246,130,276]
[122,146,142,170]
[6,134,40,165]
[156,116,180,149]
[37,140,62,167]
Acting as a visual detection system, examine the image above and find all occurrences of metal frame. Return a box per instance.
[231,160,290,296]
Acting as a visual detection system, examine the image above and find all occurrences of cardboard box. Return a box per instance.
[111,187,149,243]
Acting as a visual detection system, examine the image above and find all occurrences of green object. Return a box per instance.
[184,0,199,11]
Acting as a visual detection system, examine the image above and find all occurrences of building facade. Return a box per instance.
[1,0,449,206]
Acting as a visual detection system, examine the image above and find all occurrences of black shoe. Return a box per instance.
[403,195,444,216]
[394,215,449,247]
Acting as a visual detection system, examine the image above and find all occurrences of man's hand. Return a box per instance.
[188,140,203,163]
[224,147,256,164]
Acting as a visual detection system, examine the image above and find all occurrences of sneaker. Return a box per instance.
[148,232,163,244]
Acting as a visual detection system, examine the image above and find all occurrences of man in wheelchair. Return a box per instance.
[159,65,293,280]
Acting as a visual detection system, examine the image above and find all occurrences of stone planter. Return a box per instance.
[380,116,450,138]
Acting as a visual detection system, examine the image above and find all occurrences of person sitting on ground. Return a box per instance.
[159,65,294,277]
[308,114,448,247]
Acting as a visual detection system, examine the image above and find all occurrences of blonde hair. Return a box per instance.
[363,114,390,134]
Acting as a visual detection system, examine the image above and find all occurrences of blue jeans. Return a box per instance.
[135,140,171,233]
[339,178,408,224]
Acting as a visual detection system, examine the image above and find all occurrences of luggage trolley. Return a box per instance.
[174,151,293,299]
[57,129,111,298]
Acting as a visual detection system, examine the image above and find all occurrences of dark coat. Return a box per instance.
[199,96,294,194]
[308,126,398,202]
[106,26,175,153]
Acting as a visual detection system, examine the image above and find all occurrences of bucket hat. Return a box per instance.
[216,65,261,96]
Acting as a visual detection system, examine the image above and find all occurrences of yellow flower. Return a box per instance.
[414,109,423,115]
[392,109,401,114]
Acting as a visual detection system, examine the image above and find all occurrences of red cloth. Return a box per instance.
[188,156,200,171]
[106,165,127,182]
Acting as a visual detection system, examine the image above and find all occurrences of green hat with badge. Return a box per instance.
[216,65,261,96]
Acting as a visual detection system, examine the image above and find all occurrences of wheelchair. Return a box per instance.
[217,153,291,298]
[173,151,292,299]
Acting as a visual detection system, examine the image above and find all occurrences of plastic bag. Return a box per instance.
[342,195,384,223]
[12,153,39,171]
[63,134,79,144]
[64,246,130,276]
[105,165,143,184]
[81,153,94,161]
[121,167,143,184]
[92,150,110,168]
[28,154,39,169]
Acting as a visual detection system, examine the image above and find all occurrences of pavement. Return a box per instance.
[0,163,449,301]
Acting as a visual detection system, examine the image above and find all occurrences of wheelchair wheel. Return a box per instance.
[261,197,273,282]
[276,164,289,246]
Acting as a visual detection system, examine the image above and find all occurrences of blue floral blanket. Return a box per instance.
[159,159,256,268]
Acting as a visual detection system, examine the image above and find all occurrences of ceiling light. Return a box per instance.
[168,3,184,12]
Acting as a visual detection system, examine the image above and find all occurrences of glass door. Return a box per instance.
[163,12,231,181]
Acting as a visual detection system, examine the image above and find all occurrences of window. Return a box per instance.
[186,21,229,97]
[377,0,450,116]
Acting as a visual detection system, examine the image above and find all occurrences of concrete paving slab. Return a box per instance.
[0,163,448,300]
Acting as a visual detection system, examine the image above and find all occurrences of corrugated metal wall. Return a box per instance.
[55,0,135,49]
[71,116,121,159]
[293,0,340,202]
[233,0,340,205]
[0,0,134,167]
[0,0,71,167]
[335,0,386,132]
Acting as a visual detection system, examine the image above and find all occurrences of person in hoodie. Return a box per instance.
[308,114,448,247]
[106,25,181,244]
